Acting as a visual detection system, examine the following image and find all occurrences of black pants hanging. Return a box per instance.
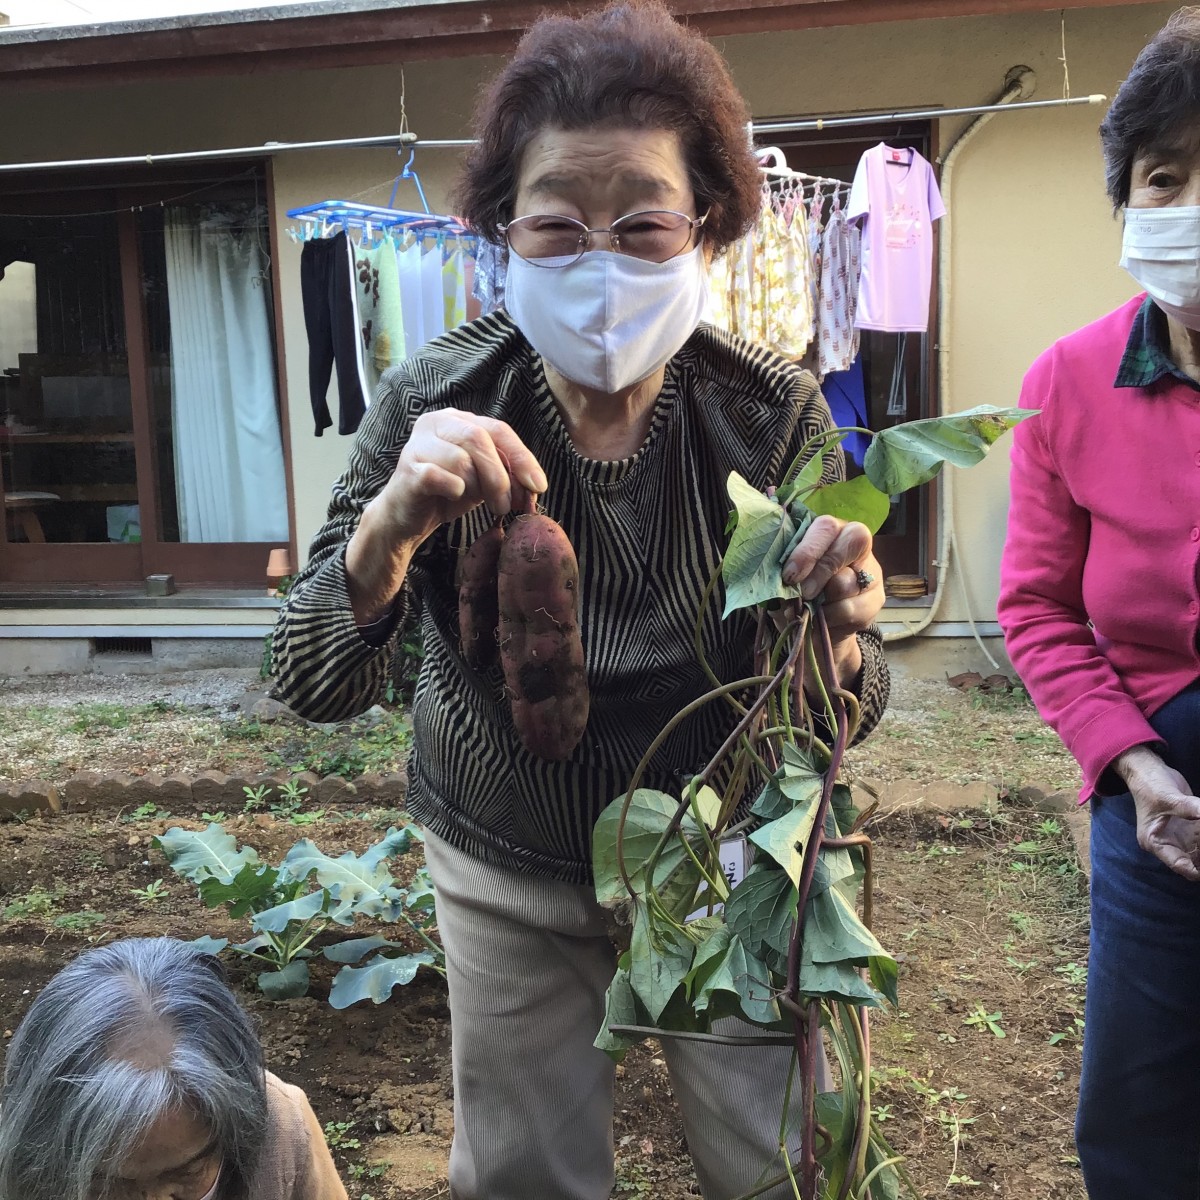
[300,231,366,437]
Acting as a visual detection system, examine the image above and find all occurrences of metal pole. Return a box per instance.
[750,93,1106,135]
[0,130,417,174]
[0,93,1105,173]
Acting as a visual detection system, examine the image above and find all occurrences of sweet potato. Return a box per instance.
[456,522,505,669]
[497,511,589,761]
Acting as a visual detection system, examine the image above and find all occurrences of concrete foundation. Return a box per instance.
[884,635,1015,683]
[0,636,265,676]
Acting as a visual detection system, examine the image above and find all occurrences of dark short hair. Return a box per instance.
[0,938,268,1200]
[455,0,762,253]
[1101,6,1200,209]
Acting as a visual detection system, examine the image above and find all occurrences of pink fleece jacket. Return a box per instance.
[997,294,1200,801]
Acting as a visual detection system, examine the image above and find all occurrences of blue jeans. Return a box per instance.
[1078,682,1200,1198]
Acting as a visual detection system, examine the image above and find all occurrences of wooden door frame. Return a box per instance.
[0,162,290,586]
[753,117,939,590]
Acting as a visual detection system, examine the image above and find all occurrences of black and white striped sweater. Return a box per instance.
[271,312,889,883]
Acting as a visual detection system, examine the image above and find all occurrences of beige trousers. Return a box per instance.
[425,831,824,1200]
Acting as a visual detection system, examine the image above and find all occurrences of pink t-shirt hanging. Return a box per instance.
[847,143,945,333]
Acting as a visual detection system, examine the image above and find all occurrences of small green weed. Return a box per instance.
[127,801,169,822]
[1008,911,1035,937]
[4,886,65,919]
[1048,1016,1086,1046]
[324,1121,362,1151]
[1004,955,1040,972]
[54,910,106,932]
[131,879,169,903]
[613,1157,654,1198]
[963,1005,1006,1038]
[242,784,272,813]
[68,704,131,733]
[1054,961,1087,987]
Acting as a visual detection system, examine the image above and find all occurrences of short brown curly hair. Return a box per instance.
[454,0,762,254]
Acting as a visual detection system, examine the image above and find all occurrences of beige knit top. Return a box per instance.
[252,1073,348,1200]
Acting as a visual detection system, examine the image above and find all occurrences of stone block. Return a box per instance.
[191,771,230,810]
[249,697,303,724]
[0,780,60,815]
[874,779,1000,816]
[158,775,195,808]
[1064,806,1092,878]
[1015,785,1075,814]
[221,775,256,808]
[378,771,409,805]
[61,770,103,812]
[355,772,386,801]
[90,773,132,810]
[126,774,166,806]
[286,771,322,799]
[316,775,357,806]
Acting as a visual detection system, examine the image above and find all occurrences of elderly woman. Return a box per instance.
[271,3,889,1196]
[0,938,347,1200]
[998,9,1200,1197]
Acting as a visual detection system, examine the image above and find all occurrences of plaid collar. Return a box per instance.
[1114,296,1200,392]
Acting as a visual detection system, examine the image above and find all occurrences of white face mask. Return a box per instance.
[1120,206,1200,330]
[505,246,709,394]
[195,1167,221,1200]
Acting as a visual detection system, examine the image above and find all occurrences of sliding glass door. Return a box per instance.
[0,166,291,585]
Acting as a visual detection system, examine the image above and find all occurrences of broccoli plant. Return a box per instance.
[156,823,443,1007]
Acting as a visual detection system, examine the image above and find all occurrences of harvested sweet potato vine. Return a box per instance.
[590,405,1036,1200]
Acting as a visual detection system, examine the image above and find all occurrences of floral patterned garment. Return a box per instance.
[706,187,815,358]
[817,195,863,379]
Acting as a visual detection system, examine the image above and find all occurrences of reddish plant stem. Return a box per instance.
[799,998,822,1197]
[653,627,805,855]
[835,1003,874,1200]
[784,605,851,1200]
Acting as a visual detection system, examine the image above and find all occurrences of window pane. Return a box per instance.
[140,197,288,544]
[0,215,138,545]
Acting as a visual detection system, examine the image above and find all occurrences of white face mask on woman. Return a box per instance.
[1120,206,1200,330]
[195,1167,221,1200]
[505,245,710,394]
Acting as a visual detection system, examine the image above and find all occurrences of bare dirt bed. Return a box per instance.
[0,670,1089,1198]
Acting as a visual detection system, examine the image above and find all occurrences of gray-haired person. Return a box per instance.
[0,937,347,1200]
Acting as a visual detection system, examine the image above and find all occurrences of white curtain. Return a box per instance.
[164,207,288,543]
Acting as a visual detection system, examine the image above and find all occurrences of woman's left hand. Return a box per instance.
[782,515,885,684]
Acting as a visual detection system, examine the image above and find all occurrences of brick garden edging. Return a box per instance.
[0,769,408,817]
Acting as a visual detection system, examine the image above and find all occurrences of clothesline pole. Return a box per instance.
[0,131,418,174]
[0,95,1105,174]
[748,93,1106,135]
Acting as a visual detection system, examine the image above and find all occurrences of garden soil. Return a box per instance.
[0,795,1088,1199]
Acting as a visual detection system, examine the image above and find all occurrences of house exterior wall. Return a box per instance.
[0,2,1174,673]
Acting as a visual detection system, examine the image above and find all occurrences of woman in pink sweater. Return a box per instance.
[998,11,1200,1196]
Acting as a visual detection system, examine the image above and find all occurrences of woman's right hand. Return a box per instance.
[1116,745,1200,880]
[346,411,546,625]
[373,409,548,545]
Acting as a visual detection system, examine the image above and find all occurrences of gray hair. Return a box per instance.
[0,937,268,1200]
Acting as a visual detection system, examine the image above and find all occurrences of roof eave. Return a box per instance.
[0,0,1168,91]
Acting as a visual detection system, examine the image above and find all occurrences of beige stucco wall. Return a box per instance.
[0,2,1175,647]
